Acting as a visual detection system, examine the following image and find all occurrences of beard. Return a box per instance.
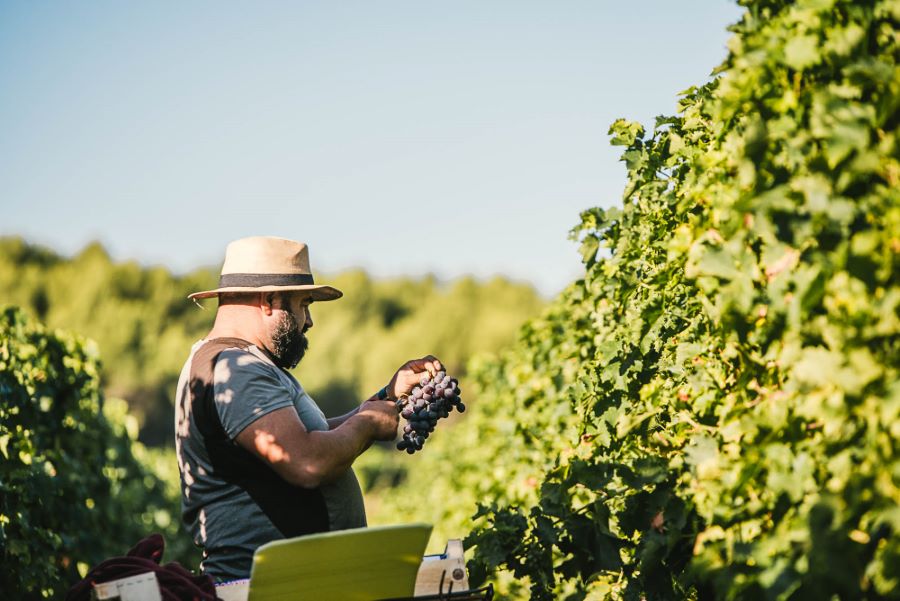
[271,310,309,369]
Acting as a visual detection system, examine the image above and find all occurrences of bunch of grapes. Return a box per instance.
[396,370,464,454]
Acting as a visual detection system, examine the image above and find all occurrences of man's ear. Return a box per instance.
[260,292,276,316]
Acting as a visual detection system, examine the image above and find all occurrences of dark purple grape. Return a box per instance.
[396,370,463,453]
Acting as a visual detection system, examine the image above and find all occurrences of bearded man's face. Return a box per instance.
[271,306,309,369]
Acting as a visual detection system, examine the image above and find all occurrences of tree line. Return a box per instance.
[0,236,544,446]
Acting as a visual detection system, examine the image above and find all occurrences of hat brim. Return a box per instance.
[188,284,343,302]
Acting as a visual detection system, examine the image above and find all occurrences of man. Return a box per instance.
[174,236,442,582]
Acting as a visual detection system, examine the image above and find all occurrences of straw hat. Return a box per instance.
[188,236,343,301]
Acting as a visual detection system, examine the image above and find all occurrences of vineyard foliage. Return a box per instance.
[3,0,898,598]
[375,0,900,599]
[0,307,192,599]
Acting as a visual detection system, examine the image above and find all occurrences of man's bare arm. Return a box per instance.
[238,355,444,487]
[235,400,398,488]
[327,404,362,430]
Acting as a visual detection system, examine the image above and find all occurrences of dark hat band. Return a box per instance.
[218,273,316,288]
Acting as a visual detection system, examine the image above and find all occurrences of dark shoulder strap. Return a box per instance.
[189,337,254,445]
[187,337,330,537]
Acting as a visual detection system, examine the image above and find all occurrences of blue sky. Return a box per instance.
[0,1,742,296]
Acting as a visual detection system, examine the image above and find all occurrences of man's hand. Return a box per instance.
[386,355,444,400]
[357,399,401,441]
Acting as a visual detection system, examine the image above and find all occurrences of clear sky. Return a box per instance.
[0,1,742,297]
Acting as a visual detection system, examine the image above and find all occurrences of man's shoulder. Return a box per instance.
[208,344,300,396]
[212,345,278,375]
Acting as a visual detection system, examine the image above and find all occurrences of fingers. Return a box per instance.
[406,355,443,376]
[423,355,443,372]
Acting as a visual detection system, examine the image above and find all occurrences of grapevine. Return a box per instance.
[460,0,900,599]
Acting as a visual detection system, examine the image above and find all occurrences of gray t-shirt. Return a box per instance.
[174,339,366,582]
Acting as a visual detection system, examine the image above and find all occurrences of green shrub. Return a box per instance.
[0,307,196,599]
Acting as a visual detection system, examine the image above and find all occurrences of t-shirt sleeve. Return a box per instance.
[212,349,296,440]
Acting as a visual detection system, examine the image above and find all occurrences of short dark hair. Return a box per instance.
[217,292,260,306]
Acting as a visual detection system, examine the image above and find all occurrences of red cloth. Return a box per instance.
[65,534,218,601]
